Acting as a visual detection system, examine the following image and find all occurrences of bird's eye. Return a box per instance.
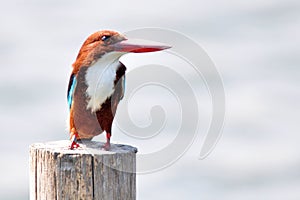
[101,35,111,41]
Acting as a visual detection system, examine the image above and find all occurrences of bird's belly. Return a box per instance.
[73,102,104,139]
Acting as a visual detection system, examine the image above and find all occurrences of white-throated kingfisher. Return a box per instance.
[67,30,170,150]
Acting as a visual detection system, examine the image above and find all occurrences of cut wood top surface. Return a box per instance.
[30,140,138,155]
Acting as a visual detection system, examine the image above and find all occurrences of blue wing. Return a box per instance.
[67,74,77,110]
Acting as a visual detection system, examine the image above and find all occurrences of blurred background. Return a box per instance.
[1,0,300,199]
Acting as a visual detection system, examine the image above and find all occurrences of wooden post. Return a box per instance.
[29,140,137,200]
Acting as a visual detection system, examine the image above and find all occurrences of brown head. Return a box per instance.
[72,30,171,73]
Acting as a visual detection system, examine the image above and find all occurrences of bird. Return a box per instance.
[67,30,170,150]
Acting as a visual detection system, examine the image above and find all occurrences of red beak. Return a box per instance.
[113,38,171,53]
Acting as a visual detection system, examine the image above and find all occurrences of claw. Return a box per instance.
[102,142,111,151]
[70,141,80,150]
[69,131,80,150]
[102,132,111,151]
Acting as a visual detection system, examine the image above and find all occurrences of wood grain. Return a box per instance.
[29,140,137,200]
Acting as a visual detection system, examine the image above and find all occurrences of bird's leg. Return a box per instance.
[70,128,80,150]
[103,132,111,151]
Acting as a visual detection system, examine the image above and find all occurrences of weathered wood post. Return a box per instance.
[29,140,137,200]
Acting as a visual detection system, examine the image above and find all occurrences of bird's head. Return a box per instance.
[72,30,170,72]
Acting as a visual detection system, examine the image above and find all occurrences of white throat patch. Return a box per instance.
[85,52,126,112]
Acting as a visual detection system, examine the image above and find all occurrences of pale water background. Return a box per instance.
[1,0,300,199]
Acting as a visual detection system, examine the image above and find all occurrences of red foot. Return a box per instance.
[102,132,111,151]
[102,142,111,151]
[70,141,80,150]
[69,130,80,150]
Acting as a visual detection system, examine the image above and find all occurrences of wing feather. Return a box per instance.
[67,74,77,110]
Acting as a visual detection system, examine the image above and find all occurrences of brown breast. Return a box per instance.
[72,64,126,139]
[72,66,103,139]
